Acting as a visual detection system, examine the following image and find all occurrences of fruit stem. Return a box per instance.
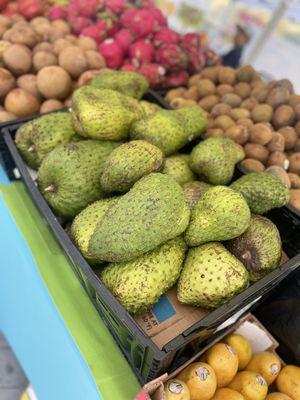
[28,145,35,152]
[44,184,56,193]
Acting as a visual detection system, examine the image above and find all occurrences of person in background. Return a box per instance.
[222,25,250,68]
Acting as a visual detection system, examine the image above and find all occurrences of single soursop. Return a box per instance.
[171,106,206,140]
[183,180,211,209]
[139,100,162,116]
[163,154,196,185]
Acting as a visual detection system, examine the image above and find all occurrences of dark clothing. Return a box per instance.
[222,47,243,68]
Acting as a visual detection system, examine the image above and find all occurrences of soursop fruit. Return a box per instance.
[190,137,245,185]
[38,140,119,218]
[70,197,118,264]
[230,172,290,214]
[171,106,206,140]
[226,215,282,282]
[100,140,164,193]
[100,237,187,314]
[163,154,196,185]
[139,100,161,116]
[89,173,190,262]
[72,86,144,141]
[184,186,251,247]
[91,70,149,99]
[183,181,211,209]
[15,112,76,169]
[177,242,249,308]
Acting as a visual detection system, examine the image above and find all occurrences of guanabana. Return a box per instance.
[184,186,251,247]
[139,100,161,116]
[226,215,282,282]
[89,173,190,262]
[190,137,245,185]
[100,237,187,314]
[171,106,207,140]
[183,180,211,209]
[15,112,76,169]
[230,172,290,214]
[70,197,118,264]
[100,140,164,193]
[177,242,249,308]
[91,70,149,99]
[38,140,119,218]
[163,154,196,185]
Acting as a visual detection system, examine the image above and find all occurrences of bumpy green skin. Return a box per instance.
[139,100,161,116]
[72,86,144,141]
[171,106,207,140]
[89,173,190,262]
[130,110,188,155]
[226,215,282,282]
[100,140,164,193]
[230,172,290,214]
[184,186,251,247]
[177,242,249,308]
[91,70,149,99]
[70,197,118,264]
[15,112,76,169]
[162,154,196,185]
[183,180,211,209]
[190,137,245,185]
[38,140,119,218]
[100,237,187,314]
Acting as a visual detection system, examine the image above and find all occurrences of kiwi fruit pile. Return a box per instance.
[0,14,106,121]
[165,65,300,211]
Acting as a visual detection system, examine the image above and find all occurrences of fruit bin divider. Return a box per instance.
[0,90,300,384]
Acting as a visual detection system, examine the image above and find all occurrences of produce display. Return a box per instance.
[13,70,291,317]
[163,333,300,400]
[165,65,300,211]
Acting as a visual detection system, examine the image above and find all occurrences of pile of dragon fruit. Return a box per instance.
[47,0,221,88]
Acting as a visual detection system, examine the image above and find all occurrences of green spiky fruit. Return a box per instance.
[100,140,164,193]
[171,106,207,140]
[226,215,282,282]
[100,237,187,314]
[190,137,245,185]
[162,154,196,185]
[15,112,76,169]
[91,70,149,99]
[139,100,161,116]
[183,180,211,209]
[177,242,249,308]
[89,173,190,262]
[70,197,118,264]
[38,140,119,218]
[230,172,290,214]
[72,86,144,141]
[184,186,251,247]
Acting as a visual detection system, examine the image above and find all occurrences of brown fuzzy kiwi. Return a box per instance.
[183,86,198,101]
[32,42,53,54]
[0,68,15,98]
[216,84,234,97]
[237,118,254,128]
[201,66,219,83]
[51,20,71,35]
[198,95,219,112]
[288,153,300,174]
[288,173,300,189]
[278,127,298,150]
[0,110,16,122]
[236,65,256,82]
[188,73,201,87]
[289,189,300,210]
[224,125,249,144]
[221,93,242,107]
[205,128,224,138]
[244,143,269,163]
[0,23,7,38]
[170,98,197,109]
[240,97,258,111]
[65,34,78,44]
[85,50,106,70]
[289,94,300,108]
[165,87,186,103]
[64,96,72,108]
[2,28,14,42]
[4,88,40,117]
[9,25,38,48]
[3,44,32,76]
[52,38,73,55]
[294,103,300,120]
[230,108,250,120]
[33,51,58,71]
[205,118,215,130]
[248,123,272,145]
[30,17,51,28]
[266,165,291,188]
[267,151,288,169]
[217,66,236,85]
[17,74,41,99]
[58,46,88,79]
[240,158,265,172]
[266,86,290,108]
[276,78,294,94]
[0,40,12,59]
[0,15,12,28]
[40,99,64,113]
[294,139,300,152]
[214,115,235,131]
[211,103,232,117]
[267,132,285,152]
[197,78,215,98]
[48,26,67,42]
[32,22,52,41]
[77,69,101,87]
[37,66,72,100]
[295,121,300,137]
[251,104,273,123]
[272,105,295,129]
[77,35,97,51]
[234,82,251,99]
[251,84,269,103]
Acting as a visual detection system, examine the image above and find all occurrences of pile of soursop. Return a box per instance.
[15,70,290,315]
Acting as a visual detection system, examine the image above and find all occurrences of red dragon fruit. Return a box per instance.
[165,70,189,87]
[98,38,124,68]
[204,49,222,66]
[153,28,180,47]
[120,8,137,28]
[155,44,188,72]
[104,0,126,14]
[121,60,138,72]
[3,1,18,15]
[138,63,166,88]
[180,33,200,52]
[187,50,206,74]
[114,28,135,54]
[70,16,90,34]
[129,40,155,64]
[151,7,168,31]
[48,6,67,21]
[0,0,8,12]
[18,0,42,19]
[135,0,155,9]
[68,0,99,19]
[129,9,155,38]
[81,24,107,44]
[97,10,119,36]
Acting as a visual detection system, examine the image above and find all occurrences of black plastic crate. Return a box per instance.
[1,91,300,384]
